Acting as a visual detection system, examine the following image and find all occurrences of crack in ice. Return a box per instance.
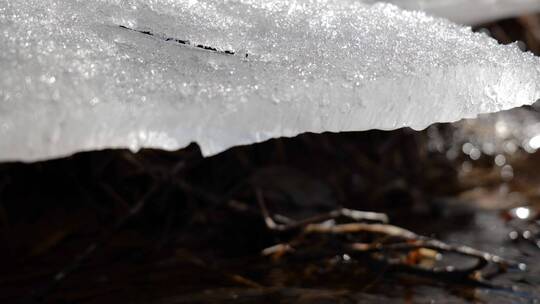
[118,25,240,57]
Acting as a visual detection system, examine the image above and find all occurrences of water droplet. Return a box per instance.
[501,165,514,180]
[89,97,100,105]
[509,231,519,240]
[340,103,351,113]
[528,135,540,150]
[462,142,474,154]
[469,148,481,160]
[494,154,506,166]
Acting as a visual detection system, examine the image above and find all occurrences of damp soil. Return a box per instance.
[0,126,539,304]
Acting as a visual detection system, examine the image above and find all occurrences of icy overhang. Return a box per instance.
[0,0,540,162]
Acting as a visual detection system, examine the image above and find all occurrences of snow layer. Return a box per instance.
[365,0,540,25]
[1,0,540,162]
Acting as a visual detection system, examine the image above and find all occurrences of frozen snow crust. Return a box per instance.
[364,0,540,25]
[1,0,540,161]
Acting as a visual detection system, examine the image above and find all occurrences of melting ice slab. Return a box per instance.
[1,0,540,162]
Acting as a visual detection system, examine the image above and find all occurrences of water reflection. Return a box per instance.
[428,102,540,267]
[514,207,531,220]
[429,101,540,161]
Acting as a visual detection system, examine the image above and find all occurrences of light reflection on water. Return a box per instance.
[513,207,531,220]
[427,102,540,286]
[427,102,540,185]
[429,101,540,159]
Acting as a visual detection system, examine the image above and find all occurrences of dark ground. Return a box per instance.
[1,13,540,304]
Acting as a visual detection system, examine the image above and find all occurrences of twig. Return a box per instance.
[255,188,388,232]
[257,188,524,285]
